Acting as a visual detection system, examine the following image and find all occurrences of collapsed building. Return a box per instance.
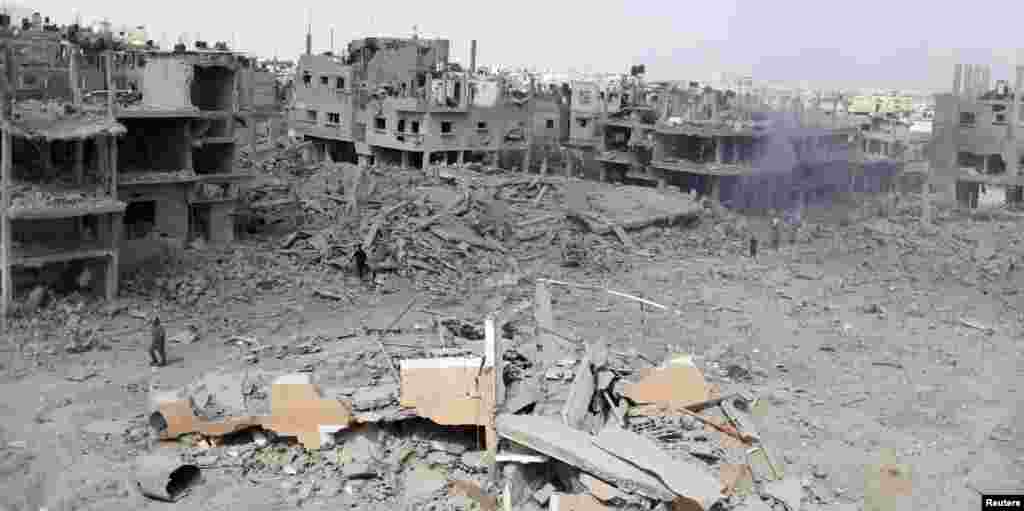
[290,36,569,170]
[0,33,254,313]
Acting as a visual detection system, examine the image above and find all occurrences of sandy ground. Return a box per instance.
[0,203,1021,511]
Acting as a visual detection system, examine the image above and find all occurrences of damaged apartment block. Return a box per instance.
[0,75,127,316]
[114,45,252,253]
[0,38,254,314]
[291,35,569,171]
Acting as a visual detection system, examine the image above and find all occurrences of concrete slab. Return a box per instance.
[495,414,675,501]
[592,425,722,510]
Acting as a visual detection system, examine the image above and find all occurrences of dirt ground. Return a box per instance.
[0,192,1021,511]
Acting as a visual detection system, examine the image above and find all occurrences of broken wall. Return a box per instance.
[191,65,235,111]
[141,57,194,109]
[119,120,190,171]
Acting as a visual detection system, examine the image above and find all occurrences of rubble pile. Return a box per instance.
[261,161,703,298]
[7,182,116,213]
[144,302,820,511]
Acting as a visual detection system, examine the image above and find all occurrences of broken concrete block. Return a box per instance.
[533,483,556,505]
[460,450,488,471]
[591,425,722,510]
[579,473,628,502]
[495,415,675,501]
[503,462,546,507]
[404,464,448,498]
[426,451,454,466]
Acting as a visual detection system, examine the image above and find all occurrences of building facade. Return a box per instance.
[290,37,568,170]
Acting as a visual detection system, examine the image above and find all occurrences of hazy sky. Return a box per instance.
[13,0,1024,91]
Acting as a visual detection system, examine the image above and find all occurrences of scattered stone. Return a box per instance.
[532,483,555,505]
[460,451,488,472]
[426,451,454,466]
[195,455,220,467]
[404,465,447,497]
[342,462,376,479]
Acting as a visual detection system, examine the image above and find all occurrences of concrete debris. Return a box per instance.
[592,425,723,510]
[495,414,676,501]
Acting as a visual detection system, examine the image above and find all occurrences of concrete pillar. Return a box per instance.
[565,149,575,177]
[401,150,409,169]
[457,150,465,166]
[422,150,432,170]
[106,213,122,299]
[357,154,370,168]
[598,160,608,182]
[715,136,725,164]
[731,138,740,164]
[73,139,85,185]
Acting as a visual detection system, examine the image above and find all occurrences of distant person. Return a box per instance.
[353,245,368,282]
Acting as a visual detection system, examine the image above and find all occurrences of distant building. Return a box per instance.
[289,36,569,170]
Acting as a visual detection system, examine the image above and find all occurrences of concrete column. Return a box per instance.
[73,139,85,185]
[457,150,465,166]
[401,150,409,169]
[715,136,725,164]
[598,160,608,182]
[106,213,122,299]
[565,149,575,177]
[731,138,740,164]
[357,154,370,168]
[422,150,432,169]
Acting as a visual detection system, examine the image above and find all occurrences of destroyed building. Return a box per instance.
[933,62,1024,208]
[0,53,127,316]
[581,78,902,212]
[111,47,253,252]
[290,35,569,170]
[0,32,256,313]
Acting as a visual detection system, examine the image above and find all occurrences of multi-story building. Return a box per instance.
[110,47,252,259]
[0,47,126,316]
[290,36,568,170]
[932,63,1024,208]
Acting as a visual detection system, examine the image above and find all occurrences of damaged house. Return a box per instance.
[290,35,568,170]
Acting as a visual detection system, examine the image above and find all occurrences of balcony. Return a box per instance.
[391,96,469,113]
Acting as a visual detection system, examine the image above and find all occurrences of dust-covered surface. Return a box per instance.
[0,146,1021,511]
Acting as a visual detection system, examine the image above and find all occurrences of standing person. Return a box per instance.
[770,214,778,249]
[353,245,368,282]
